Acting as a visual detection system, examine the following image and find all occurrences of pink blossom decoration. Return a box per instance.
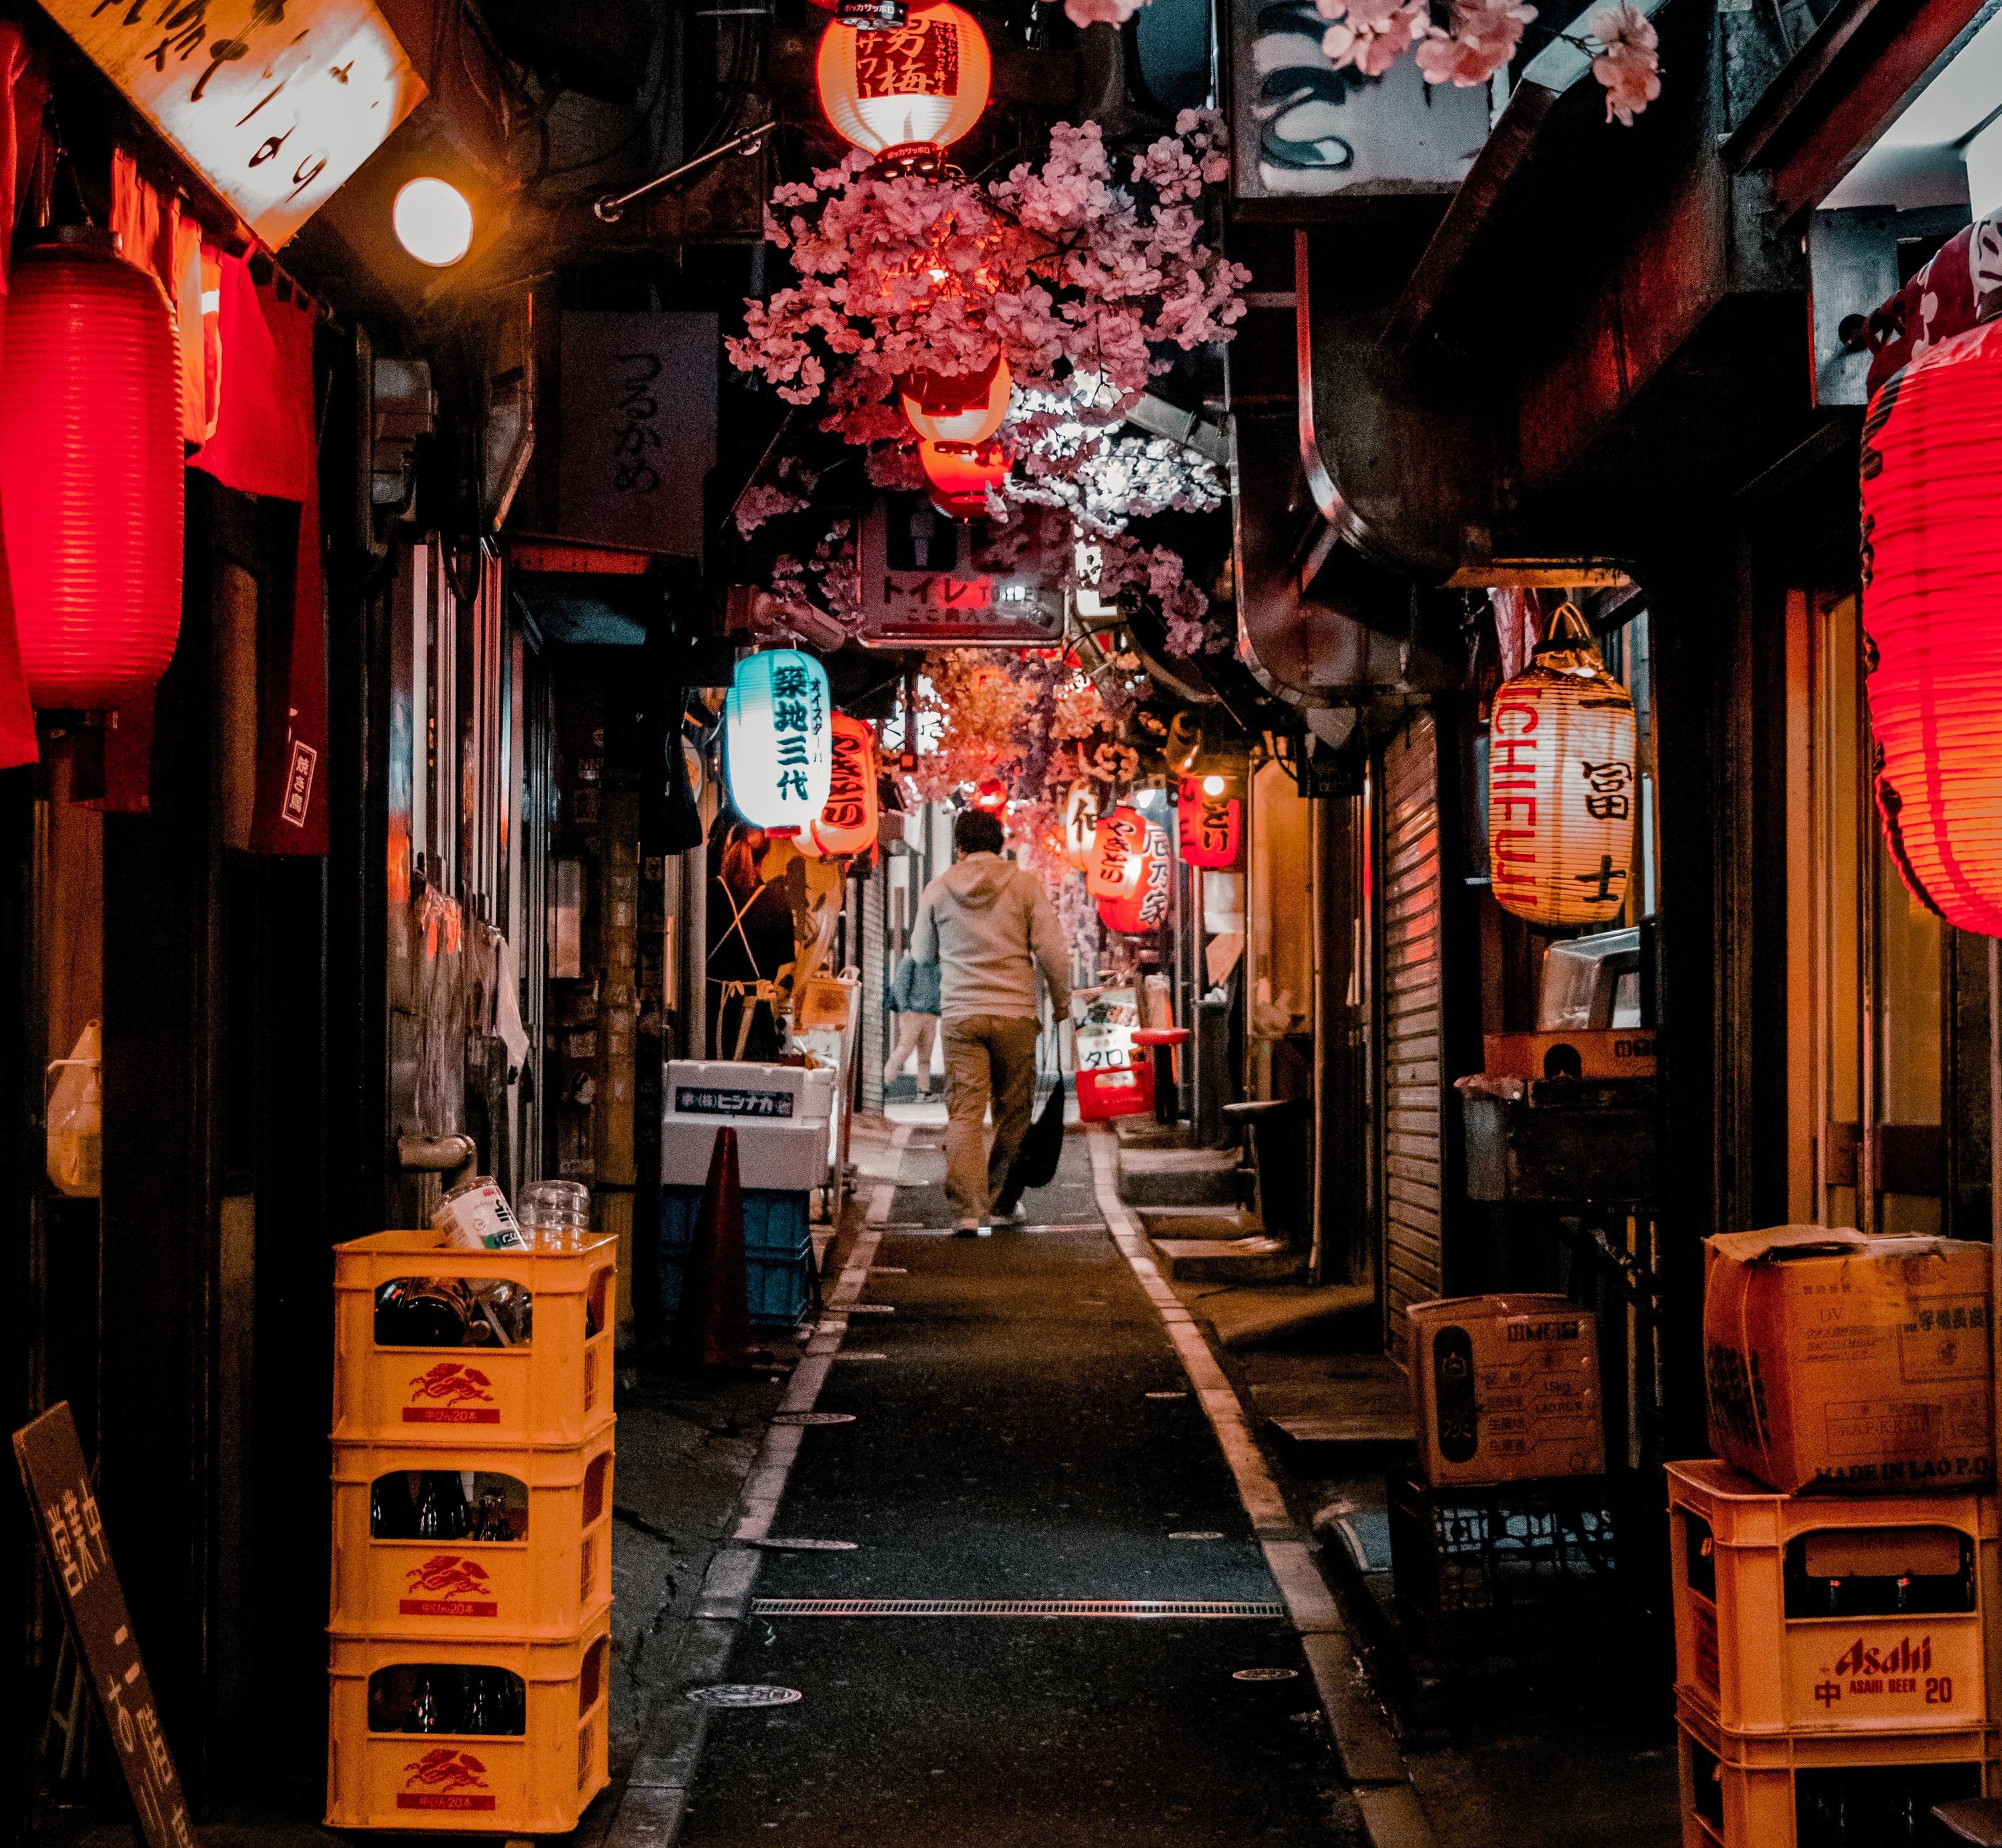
[1058,0,1144,22]
[1319,0,1427,77]
[1415,0,1536,87]
[1590,1,1660,124]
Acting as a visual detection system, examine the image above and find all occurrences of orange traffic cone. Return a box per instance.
[669,1125,762,1372]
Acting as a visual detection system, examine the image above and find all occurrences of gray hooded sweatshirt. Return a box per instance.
[911,853,1072,1024]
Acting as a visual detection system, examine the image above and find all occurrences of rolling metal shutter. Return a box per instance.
[1382,714,1443,1365]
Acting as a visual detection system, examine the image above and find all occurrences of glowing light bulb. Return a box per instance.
[1201,774,1227,798]
[393,178,474,268]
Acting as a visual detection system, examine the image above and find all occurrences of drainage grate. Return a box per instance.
[685,1684,803,1708]
[748,1597,1285,1620]
[771,1412,855,1426]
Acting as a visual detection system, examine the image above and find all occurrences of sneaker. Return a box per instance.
[955,1217,982,1237]
[992,1204,1027,1225]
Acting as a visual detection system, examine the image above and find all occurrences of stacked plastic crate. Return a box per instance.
[324,1229,617,1835]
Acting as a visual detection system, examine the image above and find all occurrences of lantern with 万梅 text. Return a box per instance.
[1861,320,2002,933]
[1177,776,1241,870]
[810,711,880,857]
[816,3,990,160]
[1088,806,1148,904]
[1100,822,1170,933]
[724,649,833,830]
[1063,779,1100,870]
[0,232,184,710]
[1485,604,1638,926]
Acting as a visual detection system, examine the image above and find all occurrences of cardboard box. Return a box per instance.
[1703,1227,1993,1495]
[1483,1030,1657,1081]
[1406,1294,1606,1486]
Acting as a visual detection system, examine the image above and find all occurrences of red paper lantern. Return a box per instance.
[809,713,880,857]
[902,354,1010,446]
[1099,822,1170,933]
[921,439,1007,522]
[815,3,990,161]
[1485,603,1638,926]
[1087,806,1148,903]
[1177,776,1242,869]
[0,233,184,710]
[1861,321,2002,933]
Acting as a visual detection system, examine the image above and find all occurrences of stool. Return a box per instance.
[1132,1027,1190,1126]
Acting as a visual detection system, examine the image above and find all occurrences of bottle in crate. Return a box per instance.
[1669,1460,2001,1735]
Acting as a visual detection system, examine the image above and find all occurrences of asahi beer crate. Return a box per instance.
[326,1620,610,1833]
[1677,1684,1996,1848]
[332,1231,615,1450]
[1669,1459,2000,1736]
[330,1424,613,1640]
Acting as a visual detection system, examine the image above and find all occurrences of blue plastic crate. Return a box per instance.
[659,1187,814,1329]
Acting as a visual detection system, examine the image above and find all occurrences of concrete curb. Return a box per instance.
[1085,1125,1437,1848]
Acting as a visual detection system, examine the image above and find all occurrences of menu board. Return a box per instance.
[1073,986,1142,1071]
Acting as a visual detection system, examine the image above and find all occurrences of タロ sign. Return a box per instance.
[41,0,425,250]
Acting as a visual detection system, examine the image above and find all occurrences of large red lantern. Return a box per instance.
[0,232,184,710]
[815,4,991,161]
[1485,603,1637,926]
[809,713,880,857]
[1861,320,2002,933]
[902,353,1010,446]
[922,439,1008,520]
[1099,823,1170,933]
[1088,806,1148,903]
[1177,776,1242,869]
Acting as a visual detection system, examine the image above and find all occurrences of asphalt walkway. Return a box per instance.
[671,1124,1361,1848]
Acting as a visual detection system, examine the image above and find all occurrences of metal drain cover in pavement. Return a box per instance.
[1169,1531,1227,1541]
[771,1412,855,1426]
[838,1351,888,1361]
[1233,1668,1300,1682]
[868,1265,909,1275]
[1146,1390,1189,1400]
[686,1684,803,1708]
[749,1598,1285,1619]
[846,1303,896,1315]
[745,1537,858,1552]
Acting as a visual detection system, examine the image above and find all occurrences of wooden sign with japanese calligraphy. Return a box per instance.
[41,0,424,250]
[14,1402,196,1848]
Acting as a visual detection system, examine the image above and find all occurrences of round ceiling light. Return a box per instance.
[392,178,474,268]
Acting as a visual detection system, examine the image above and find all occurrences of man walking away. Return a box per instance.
[912,809,1072,1233]
[883,949,942,1096]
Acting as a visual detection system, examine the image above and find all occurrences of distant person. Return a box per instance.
[911,809,1071,1233]
[707,829,795,1060]
[883,950,942,1097]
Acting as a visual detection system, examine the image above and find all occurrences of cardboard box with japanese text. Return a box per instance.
[1406,1294,1606,1486]
[1703,1227,1993,1495]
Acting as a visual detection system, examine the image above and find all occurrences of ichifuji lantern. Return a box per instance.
[724,649,833,830]
[1485,604,1638,926]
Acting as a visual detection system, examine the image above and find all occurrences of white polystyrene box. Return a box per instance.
[660,1114,829,1191]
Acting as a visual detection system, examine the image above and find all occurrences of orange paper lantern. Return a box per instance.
[921,439,1007,522]
[1861,321,2002,933]
[1099,823,1170,933]
[902,354,1010,446]
[1485,603,1638,926]
[809,712,880,857]
[815,4,990,160]
[1062,779,1100,870]
[1177,776,1241,870]
[1087,807,1148,902]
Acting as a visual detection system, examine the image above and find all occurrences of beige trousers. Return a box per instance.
[883,1010,940,1093]
[941,1014,1040,1222]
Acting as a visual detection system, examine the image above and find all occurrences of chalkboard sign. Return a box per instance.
[14,1402,196,1848]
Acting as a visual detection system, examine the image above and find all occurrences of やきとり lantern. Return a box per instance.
[0,231,185,711]
[816,3,991,160]
[810,712,880,858]
[1177,776,1242,870]
[1088,807,1148,904]
[1485,603,1638,926]
[724,649,833,830]
[1100,822,1171,934]
[1861,320,2002,934]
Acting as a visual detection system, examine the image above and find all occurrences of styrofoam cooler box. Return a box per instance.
[665,1060,816,1116]
[662,1060,829,1191]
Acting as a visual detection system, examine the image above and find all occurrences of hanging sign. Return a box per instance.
[809,713,880,857]
[1062,779,1100,870]
[724,650,833,830]
[854,502,1064,647]
[1177,778,1242,869]
[41,0,424,250]
[15,1402,194,1848]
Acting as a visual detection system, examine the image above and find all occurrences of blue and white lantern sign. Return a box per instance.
[723,649,833,828]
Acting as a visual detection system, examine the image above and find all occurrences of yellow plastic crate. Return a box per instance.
[1678,1686,1996,1848]
[332,1230,615,1449]
[1669,1459,2000,1735]
[330,1425,613,1639]
[326,1621,610,1833]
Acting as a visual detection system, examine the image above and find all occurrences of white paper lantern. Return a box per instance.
[724,649,833,830]
[1063,779,1100,870]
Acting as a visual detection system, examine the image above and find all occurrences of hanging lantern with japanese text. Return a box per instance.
[902,352,1010,446]
[1099,822,1171,933]
[809,711,880,857]
[1861,320,2002,933]
[1177,776,1242,870]
[922,439,1008,521]
[1087,806,1148,903]
[1485,604,1637,926]
[815,3,990,162]
[724,649,833,830]
[1063,779,1100,870]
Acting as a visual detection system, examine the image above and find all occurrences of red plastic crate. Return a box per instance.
[1076,1060,1154,1123]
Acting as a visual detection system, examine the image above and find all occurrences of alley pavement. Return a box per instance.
[666,1123,1363,1848]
